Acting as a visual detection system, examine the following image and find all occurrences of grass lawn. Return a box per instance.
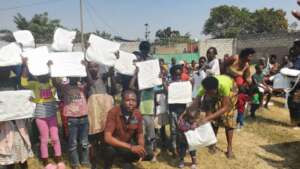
[26,97,300,169]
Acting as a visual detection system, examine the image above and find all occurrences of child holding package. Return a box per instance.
[21,58,64,169]
[0,66,33,169]
[177,109,198,169]
[55,75,90,169]
[168,64,187,157]
[84,61,114,168]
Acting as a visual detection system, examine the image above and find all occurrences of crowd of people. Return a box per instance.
[2,37,300,169]
[3,0,300,166]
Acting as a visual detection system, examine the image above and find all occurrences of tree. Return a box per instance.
[155,27,192,45]
[14,12,62,43]
[95,30,111,40]
[251,8,288,34]
[203,5,288,38]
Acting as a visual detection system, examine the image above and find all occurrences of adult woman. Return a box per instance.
[225,48,256,88]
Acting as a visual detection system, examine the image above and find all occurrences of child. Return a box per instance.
[21,59,64,169]
[168,64,188,157]
[0,66,33,169]
[154,63,169,152]
[236,87,249,130]
[250,87,260,118]
[252,64,272,108]
[57,76,90,169]
[177,109,198,169]
[85,61,113,168]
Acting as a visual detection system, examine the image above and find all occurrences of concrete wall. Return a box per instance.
[199,32,300,63]
[236,32,300,62]
[199,38,235,59]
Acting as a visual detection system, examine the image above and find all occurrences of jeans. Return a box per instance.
[178,132,196,161]
[67,116,90,167]
[143,115,155,158]
[35,116,62,159]
[236,112,244,126]
[103,145,140,169]
[169,111,181,150]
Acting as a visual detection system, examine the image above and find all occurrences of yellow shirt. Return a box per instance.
[21,77,56,103]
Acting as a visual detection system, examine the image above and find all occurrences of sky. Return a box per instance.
[0,0,298,41]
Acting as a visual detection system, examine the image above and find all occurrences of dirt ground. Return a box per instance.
[26,97,300,169]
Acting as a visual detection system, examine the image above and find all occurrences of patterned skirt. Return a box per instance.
[88,94,114,135]
[34,101,58,118]
[0,125,33,165]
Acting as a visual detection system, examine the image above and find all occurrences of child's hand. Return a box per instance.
[198,117,209,126]
[191,123,198,130]
[108,67,115,76]
[47,60,53,67]
[21,57,28,65]
[81,60,88,67]
[134,67,139,75]
[114,51,120,59]
[29,96,34,102]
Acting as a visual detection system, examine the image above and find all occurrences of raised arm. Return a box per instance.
[20,57,36,89]
[292,0,300,20]
[21,57,29,78]
[129,67,139,91]
[81,60,94,85]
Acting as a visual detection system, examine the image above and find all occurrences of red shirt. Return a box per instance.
[181,73,190,81]
[104,106,143,143]
[236,93,249,113]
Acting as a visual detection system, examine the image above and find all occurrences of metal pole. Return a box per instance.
[80,0,84,51]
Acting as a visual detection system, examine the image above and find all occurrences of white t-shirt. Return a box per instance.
[207,58,220,76]
[192,70,207,98]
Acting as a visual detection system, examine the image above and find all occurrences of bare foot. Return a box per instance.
[225,151,235,159]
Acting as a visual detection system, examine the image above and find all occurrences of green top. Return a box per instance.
[139,89,155,115]
[252,93,260,105]
[198,75,233,97]
[252,73,264,84]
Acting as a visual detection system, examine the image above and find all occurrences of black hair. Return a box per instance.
[121,90,137,99]
[255,64,261,70]
[270,54,277,59]
[239,48,255,59]
[170,64,183,77]
[207,47,218,55]
[199,56,207,62]
[159,58,164,63]
[202,76,218,91]
[139,41,151,52]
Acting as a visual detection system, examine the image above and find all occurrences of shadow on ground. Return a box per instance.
[258,141,300,169]
[245,114,291,128]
